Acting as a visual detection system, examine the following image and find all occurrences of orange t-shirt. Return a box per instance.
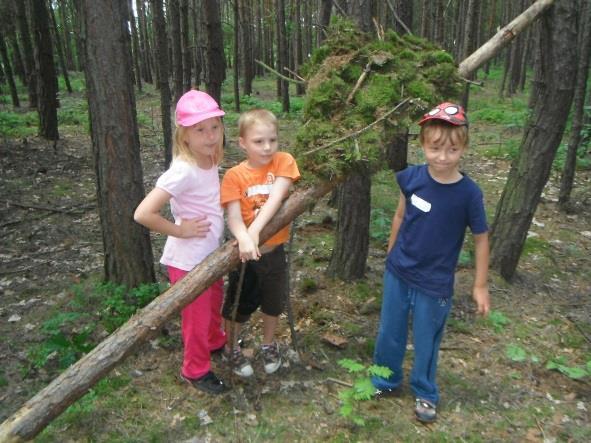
[221,151,301,246]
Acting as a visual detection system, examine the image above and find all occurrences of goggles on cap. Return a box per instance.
[418,102,468,127]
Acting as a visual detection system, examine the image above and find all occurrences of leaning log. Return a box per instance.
[458,0,554,78]
[0,1,557,440]
[0,182,335,443]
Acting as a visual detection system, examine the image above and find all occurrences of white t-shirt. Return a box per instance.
[156,158,223,271]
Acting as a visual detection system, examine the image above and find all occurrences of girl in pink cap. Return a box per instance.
[134,90,228,395]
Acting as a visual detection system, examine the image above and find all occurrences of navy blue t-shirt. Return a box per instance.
[386,165,488,298]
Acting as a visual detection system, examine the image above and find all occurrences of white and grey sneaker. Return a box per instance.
[261,342,281,374]
[223,348,254,378]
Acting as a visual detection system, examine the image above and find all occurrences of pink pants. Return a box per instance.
[168,267,226,379]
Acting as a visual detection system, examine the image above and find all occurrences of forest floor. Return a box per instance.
[1,75,591,442]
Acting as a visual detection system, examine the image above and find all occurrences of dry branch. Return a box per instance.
[0,182,335,443]
[458,0,555,78]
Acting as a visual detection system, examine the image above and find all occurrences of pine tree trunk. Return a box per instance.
[318,0,332,44]
[49,1,73,93]
[58,0,76,70]
[84,0,155,287]
[181,0,192,91]
[558,0,591,210]
[203,0,225,104]
[170,0,183,103]
[490,0,577,280]
[32,0,59,140]
[328,165,371,280]
[192,0,203,88]
[151,0,173,167]
[136,0,153,83]
[233,0,241,111]
[0,32,20,107]
[14,0,38,108]
[294,0,305,95]
[277,0,290,112]
[392,0,413,35]
[128,0,143,91]
[241,0,254,95]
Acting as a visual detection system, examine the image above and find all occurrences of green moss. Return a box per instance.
[294,19,462,180]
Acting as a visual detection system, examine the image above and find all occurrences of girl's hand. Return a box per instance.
[178,215,211,238]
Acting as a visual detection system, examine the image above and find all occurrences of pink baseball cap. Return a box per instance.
[175,90,225,127]
[418,102,468,127]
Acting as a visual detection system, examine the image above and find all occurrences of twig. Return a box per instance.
[461,77,484,87]
[346,60,373,104]
[0,199,95,215]
[254,59,306,85]
[283,67,305,82]
[385,0,413,35]
[326,377,353,388]
[535,417,546,441]
[302,98,412,156]
[564,314,591,344]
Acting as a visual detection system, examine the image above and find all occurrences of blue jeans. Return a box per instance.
[372,270,452,404]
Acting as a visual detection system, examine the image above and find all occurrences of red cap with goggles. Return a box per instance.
[418,102,468,127]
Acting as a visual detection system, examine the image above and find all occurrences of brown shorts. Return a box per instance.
[222,245,287,323]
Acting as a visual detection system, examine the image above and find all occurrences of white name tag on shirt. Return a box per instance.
[411,193,431,213]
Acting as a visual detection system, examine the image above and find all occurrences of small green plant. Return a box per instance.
[546,356,591,380]
[98,282,162,332]
[28,312,95,369]
[485,310,510,333]
[337,358,392,426]
[300,277,318,293]
[505,344,539,363]
[370,207,392,243]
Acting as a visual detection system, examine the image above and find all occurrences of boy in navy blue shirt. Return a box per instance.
[372,103,490,423]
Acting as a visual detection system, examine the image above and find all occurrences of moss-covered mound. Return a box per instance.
[294,19,462,181]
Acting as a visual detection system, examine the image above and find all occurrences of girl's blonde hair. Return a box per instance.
[172,117,224,165]
[419,120,469,149]
[238,109,278,137]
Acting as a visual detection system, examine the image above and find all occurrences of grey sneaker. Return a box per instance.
[261,342,281,374]
[415,398,437,423]
[223,348,254,378]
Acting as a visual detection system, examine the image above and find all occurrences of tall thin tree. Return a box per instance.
[558,0,591,210]
[32,0,59,141]
[203,0,225,103]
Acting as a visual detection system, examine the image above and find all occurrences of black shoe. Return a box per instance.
[180,371,229,395]
[373,387,401,399]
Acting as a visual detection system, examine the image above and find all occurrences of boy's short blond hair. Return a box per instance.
[419,120,469,149]
[238,109,278,137]
[172,117,224,165]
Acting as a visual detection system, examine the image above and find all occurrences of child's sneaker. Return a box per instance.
[223,348,254,377]
[180,371,229,395]
[414,398,437,423]
[261,342,281,374]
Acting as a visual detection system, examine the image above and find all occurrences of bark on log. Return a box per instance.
[0,1,558,440]
[0,182,335,443]
[458,0,554,79]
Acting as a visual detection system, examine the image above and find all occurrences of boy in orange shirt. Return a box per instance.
[220,109,300,377]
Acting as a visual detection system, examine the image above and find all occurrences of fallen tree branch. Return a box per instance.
[0,199,96,215]
[254,59,306,85]
[0,182,336,443]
